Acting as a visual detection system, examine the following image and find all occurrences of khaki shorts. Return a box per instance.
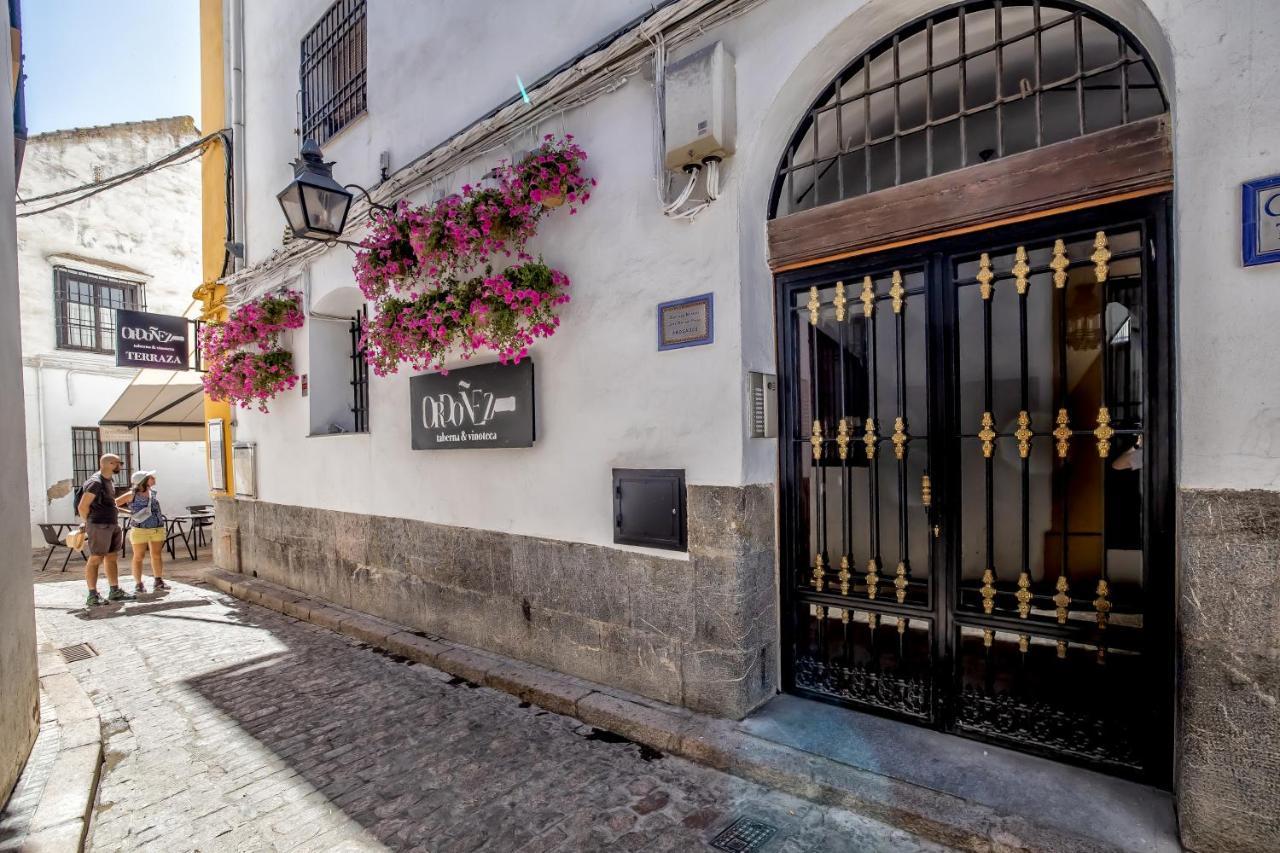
[86,522,123,556]
[129,526,167,546]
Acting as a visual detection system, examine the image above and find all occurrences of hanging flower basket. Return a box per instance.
[199,289,304,412]
[350,134,595,376]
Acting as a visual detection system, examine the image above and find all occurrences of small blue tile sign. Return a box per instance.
[1243,174,1280,267]
[657,293,714,351]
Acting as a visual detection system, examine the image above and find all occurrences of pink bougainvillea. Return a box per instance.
[199,289,304,412]
[351,134,594,376]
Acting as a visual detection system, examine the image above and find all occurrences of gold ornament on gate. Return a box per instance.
[1053,575,1071,624]
[834,281,847,322]
[865,558,880,600]
[1013,246,1031,295]
[1054,409,1071,458]
[812,553,825,592]
[980,569,997,614]
[1050,239,1070,289]
[1016,571,1032,619]
[860,276,876,318]
[807,286,820,326]
[978,253,995,300]
[836,417,850,461]
[889,270,905,314]
[1016,410,1032,459]
[1094,407,1115,457]
[811,419,823,461]
[921,473,932,508]
[892,417,908,460]
[838,555,851,596]
[1091,232,1111,283]
[894,561,908,603]
[864,418,878,460]
[979,412,996,458]
[1094,579,1112,629]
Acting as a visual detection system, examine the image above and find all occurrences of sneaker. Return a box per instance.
[153,579,170,591]
[107,586,135,602]
[135,582,148,596]
[86,590,106,607]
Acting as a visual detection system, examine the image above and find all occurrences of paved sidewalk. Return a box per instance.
[0,689,57,852]
[30,574,948,852]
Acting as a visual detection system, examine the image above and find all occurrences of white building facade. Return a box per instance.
[18,117,208,547]
[213,2,1280,850]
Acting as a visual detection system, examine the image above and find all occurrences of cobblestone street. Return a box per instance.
[27,571,947,852]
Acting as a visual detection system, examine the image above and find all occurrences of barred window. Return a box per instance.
[54,267,143,354]
[350,308,369,434]
[301,0,367,144]
[72,427,134,490]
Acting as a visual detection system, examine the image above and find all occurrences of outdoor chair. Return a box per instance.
[38,523,85,571]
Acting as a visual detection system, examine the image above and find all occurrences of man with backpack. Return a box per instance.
[76,453,136,607]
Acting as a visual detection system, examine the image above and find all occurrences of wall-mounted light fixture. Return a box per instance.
[277,139,391,243]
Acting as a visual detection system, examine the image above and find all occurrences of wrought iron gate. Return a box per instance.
[776,199,1174,784]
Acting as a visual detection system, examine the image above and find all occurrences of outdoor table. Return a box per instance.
[186,512,215,551]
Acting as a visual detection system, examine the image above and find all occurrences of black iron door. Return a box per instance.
[776,198,1174,785]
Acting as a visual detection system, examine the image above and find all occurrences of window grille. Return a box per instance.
[771,1,1168,218]
[349,307,369,433]
[54,267,143,354]
[300,0,367,144]
[72,427,134,490]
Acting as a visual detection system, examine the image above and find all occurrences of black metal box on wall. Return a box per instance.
[612,469,687,551]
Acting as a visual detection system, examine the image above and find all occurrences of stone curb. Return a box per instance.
[202,568,1122,853]
[22,628,103,853]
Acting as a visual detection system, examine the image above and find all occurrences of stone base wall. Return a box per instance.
[213,485,777,719]
[1178,488,1280,853]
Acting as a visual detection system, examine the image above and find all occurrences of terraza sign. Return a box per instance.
[409,360,535,450]
[115,309,189,370]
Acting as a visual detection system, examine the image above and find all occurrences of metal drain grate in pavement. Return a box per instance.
[58,643,97,663]
[710,816,778,852]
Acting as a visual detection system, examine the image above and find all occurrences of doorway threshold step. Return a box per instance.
[738,694,1179,853]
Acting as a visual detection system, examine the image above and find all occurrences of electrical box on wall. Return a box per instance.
[663,41,736,170]
[232,442,257,499]
[748,372,778,438]
[613,468,687,551]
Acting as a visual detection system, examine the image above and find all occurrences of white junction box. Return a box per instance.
[663,41,736,170]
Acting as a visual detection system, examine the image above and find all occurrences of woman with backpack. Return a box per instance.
[126,470,170,594]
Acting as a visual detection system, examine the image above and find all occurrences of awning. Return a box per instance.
[99,369,206,442]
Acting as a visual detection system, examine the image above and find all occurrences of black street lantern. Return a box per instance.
[277,139,353,241]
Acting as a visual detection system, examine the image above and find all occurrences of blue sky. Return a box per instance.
[22,0,200,134]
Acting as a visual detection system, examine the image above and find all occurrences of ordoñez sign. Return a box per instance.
[115,309,190,370]
[409,360,535,449]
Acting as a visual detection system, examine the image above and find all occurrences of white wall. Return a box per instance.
[0,0,39,807]
[17,119,205,544]
[231,0,1280,552]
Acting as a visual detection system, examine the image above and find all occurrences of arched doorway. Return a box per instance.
[769,1,1175,785]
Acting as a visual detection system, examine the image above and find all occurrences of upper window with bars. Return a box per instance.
[54,267,144,354]
[301,0,367,145]
[72,427,133,490]
[770,1,1168,218]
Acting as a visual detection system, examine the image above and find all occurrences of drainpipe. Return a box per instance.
[229,0,246,269]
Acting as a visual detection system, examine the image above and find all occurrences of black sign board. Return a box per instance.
[410,360,535,450]
[115,309,190,370]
